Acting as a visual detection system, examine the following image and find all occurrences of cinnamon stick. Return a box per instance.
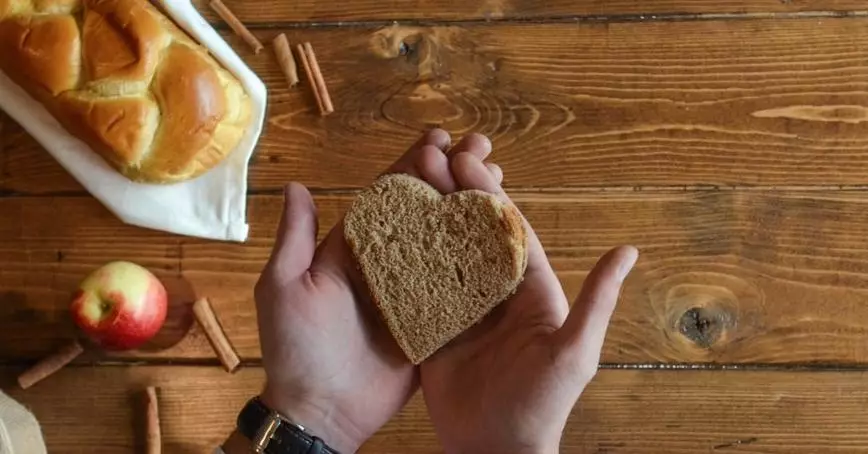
[146,386,161,454]
[193,298,240,372]
[296,43,325,114]
[209,0,263,54]
[18,340,84,389]
[302,42,335,115]
[272,33,299,88]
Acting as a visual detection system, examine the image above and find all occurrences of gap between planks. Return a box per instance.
[6,359,868,372]
[208,10,868,30]
[9,185,868,199]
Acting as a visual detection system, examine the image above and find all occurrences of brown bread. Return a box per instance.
[345,174,528,364]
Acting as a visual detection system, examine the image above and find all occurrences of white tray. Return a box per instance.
[0,0,267,242]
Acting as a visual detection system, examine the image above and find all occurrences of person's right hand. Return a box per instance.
[420,144,639,454]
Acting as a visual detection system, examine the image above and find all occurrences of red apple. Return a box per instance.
[70,261,167,350]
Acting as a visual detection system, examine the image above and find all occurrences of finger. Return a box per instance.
[451,152,501,194]
[265,183,319,282]
[555,246,639,366]
[412,128,452,152]
[448,133,492,160]
[387,129,451,176]
[416,145,458,194]
[485,162,503,185]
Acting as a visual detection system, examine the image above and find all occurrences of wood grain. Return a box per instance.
[5,366,868,453]
[187,0,868,23]
[3,3,865,453]
[4,191,868,365]
[7,19,868,194]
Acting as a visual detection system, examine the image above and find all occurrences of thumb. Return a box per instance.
[266,183,319,281]
[555,246,638,369]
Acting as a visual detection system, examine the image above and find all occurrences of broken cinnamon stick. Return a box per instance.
[146,386,161,454]
[18,340,84,389]
[193,298,240,372]
[296,43,325,115]
[302,42,334,115]
[209,0,263,54]
[272,33,299,88]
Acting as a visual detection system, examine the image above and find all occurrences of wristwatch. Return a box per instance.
[237,397,341,454]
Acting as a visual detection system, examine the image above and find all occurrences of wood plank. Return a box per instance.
[187,0,868,23]
[5,366,868,453]
[3,190,868,365]
[8,18,868,193]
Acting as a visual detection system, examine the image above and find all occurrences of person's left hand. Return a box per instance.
[419,147,637,454]
[253,130,501,452]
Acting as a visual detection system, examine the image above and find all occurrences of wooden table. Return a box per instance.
[4,0,868,452]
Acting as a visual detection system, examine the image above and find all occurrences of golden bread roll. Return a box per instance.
[0,0,252,183]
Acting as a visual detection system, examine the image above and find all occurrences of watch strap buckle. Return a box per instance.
[252,411,282,453]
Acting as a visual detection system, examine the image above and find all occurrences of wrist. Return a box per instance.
[260,386,362,453]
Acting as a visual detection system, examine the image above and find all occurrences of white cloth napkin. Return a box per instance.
[0,0,267,242]
[0,391,46,454]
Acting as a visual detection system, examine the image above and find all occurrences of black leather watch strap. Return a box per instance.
[237,398,340,454]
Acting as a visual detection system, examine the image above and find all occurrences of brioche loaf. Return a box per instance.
[0,0,251,183]
[345,174,528,364]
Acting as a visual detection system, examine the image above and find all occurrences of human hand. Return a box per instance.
[253,130,503,452]
[420,142,639,454]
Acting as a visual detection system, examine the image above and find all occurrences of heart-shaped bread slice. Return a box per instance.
[345,174,528,364]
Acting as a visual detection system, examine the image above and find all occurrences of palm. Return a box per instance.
[415,143,638,453]
[256,226,415,446]
[421,260,583,452]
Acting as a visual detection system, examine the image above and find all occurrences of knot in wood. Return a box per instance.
[368,26,428,63]
[678,306,727,348]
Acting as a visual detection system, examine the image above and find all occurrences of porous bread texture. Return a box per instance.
[345,173,528,364]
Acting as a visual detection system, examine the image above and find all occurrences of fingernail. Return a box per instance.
[429,128,451,152]
[616,247,639,282]
[479,135,493,155]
